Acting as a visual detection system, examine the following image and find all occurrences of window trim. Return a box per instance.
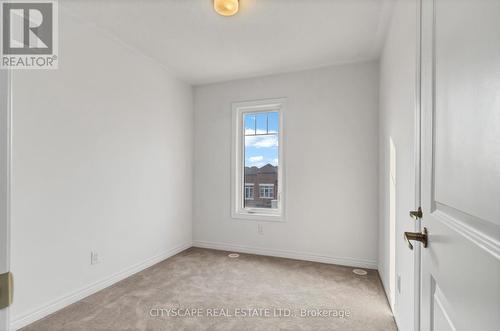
[231,98,286,221]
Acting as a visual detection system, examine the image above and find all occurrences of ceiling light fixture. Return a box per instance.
[214,0,239,16]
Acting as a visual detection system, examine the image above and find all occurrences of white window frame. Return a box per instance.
[231,98,286,221]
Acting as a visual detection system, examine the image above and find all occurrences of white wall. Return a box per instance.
[378,0,419,330]
[10,8,193,328]
[193,61,379,268]
[0,66,11,331]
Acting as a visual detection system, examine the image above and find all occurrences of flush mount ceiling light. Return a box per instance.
[214,0,239,16]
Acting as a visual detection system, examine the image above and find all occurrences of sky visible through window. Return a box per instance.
[244,111,279,168]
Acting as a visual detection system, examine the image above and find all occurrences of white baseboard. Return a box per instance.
[377,265,394,310]
[10,242,192,331]
[192,240,378,269]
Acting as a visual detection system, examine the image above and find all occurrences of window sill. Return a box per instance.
[231,210,285,222]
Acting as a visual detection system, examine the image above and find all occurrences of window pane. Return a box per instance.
[244,114,256,135]
[267,111,279,134]
[243,111,279,209]
[256,113,267,134]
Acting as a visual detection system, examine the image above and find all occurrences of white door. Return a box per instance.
[0,71,12,330]
[419,0,500,330]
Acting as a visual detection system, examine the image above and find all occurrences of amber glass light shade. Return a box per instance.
[214,0,239,16]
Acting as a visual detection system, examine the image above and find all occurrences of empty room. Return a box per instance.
[0,0,499,330]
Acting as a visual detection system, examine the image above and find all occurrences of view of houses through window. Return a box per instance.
[244,184,254,200]
[243,111,279,209]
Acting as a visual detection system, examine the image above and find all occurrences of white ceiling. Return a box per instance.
[62,0,394,85]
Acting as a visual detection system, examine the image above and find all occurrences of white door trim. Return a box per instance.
[413,1,423,330]
[0,70,12,331]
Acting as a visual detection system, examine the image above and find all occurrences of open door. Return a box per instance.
[0,71,12,330]
[417,0,500,330]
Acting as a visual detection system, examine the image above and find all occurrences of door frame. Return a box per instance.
[0,69,12,331]
[413,0,423,330]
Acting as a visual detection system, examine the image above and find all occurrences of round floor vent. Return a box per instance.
[228,253,240,258]
[352,268,368,276]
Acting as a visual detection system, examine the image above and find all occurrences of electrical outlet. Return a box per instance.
[258,224,264,235]
[91,251,100,265]
[397,274,401,294]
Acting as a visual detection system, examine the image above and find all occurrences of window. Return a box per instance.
[231,98,285,220]
[244,184,254,200]
[259,184,274,199]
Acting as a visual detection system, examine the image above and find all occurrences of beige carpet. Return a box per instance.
[21,248,396,331]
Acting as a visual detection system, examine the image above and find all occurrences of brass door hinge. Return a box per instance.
[409,207,423,220]
[0,272,13,309]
